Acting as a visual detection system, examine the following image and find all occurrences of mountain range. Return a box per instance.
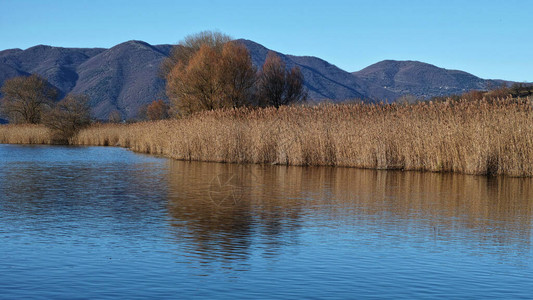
[0,39,513,120]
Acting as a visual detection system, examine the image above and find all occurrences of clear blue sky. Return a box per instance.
[1,0,531,82]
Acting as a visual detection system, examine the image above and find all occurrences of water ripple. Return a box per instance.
[1,145,533,298]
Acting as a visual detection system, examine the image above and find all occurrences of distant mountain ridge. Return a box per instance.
[352,60,510,100]
[0,39,515,120]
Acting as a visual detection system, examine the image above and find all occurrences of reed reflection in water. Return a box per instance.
[166,160,533,265]
[2,145,533,298]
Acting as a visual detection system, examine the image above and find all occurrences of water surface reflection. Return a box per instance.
[2,145,533,298]
[166,160,533,264]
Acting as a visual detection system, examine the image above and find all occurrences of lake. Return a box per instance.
[1,144,532,299]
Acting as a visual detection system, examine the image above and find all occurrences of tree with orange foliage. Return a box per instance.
[218,42,257,108]
[164,31,256,116]
[161,30,231,78]
[146,99,170,121]
[178,45,222,112]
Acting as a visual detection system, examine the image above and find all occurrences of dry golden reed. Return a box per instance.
[3,97,533,176]
[0,124,51,144]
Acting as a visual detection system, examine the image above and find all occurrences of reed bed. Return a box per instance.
[0,124,51,144]
[3,97,533,176]
[72,97,533,176]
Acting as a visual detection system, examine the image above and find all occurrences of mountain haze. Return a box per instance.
[0,39,515,120]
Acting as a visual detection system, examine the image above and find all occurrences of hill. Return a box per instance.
[0,40,517,120]
[237,39,369,100]
[352,60,509,100]
[69,41,171,119]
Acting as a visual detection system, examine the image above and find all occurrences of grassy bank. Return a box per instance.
[2,97,533,176]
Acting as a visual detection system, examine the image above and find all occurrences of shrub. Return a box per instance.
[43,94,91,143]
[146,99,170,121]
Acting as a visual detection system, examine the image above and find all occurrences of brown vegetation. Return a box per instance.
[256,51,307,108]
[0,124,51,144]
[0,75,92,143]
[3,96,533,177]
[164,31,256,116]
[0,74,58,124]
[43,94,91,143]
[163,31,305,116]
[430,83,533,103]
[146,99,170,121]
[70,96,533,177]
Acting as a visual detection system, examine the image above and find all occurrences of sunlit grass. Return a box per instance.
[3,96,533,176]
[0,124,51,144]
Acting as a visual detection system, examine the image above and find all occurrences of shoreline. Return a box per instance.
[2,99,533,177]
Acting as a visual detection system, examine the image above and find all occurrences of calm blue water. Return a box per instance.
[1,144,532,299]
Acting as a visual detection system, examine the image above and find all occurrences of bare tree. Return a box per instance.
[286,66,306,104]
[256,52,307,108]
[0,74,58,124]
[43,94,91,143]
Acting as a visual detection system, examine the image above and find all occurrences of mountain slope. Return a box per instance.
[0,42,169,119]
[70,40,169,119]
[352,60,505,100]
[0,40,519,120]
[237,39,368,100]
[0,45,105,97]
